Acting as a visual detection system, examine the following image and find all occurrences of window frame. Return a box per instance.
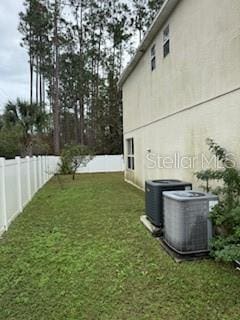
[126,138,135,171]
[163,25,170,58]
[151,44,156,71]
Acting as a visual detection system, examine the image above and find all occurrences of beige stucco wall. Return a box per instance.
[123,0,240,189]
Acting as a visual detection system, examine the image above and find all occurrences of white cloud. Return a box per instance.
[0,0,29,112]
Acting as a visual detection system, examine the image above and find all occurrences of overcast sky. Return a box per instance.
[0,1,138,114]
[0,1,29,113]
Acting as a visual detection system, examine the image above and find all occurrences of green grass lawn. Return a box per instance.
[0,173,239,320]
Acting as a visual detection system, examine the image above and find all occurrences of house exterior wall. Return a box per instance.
[122,0,240,189]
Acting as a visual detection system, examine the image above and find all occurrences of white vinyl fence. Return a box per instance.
[0,154,123,235]
[76,155,124,173]
[0,156,59,235]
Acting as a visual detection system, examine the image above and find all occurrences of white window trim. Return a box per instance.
[126,138,135,171]
[163,24,170,58]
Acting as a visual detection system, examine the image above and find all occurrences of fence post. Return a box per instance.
[26,156,31,200]
[48,156,51,178]
[36,156,39,189]
[38,156,42,187]
[33,156,37,193]
[42,156,44,185]
[15,157,23,213]
[0,158,8,231]
[42,156,44,184]
[45,156,48,182]
[46,156,48,181]
[48,157,50,179]
[43,156,46,184]
[39,156,42,187]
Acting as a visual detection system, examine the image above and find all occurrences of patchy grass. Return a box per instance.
[0,173,239,320]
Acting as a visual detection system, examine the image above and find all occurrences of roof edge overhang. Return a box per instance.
[118,0,180,89]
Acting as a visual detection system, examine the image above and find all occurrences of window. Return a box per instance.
[151,44,156,71]
[163,25,170,58]
[127,138,134,170]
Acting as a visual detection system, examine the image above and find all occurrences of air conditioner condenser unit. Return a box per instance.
[145,180,192,228]
[163,191,218,255]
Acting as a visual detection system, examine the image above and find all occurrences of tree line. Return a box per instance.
[0,0,164,158]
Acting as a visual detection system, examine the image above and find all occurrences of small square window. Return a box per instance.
[151,45,156,57]
[151,44,156,71]
[163,25,169,42]
[163,40,170,57]
[163,25,170,58]
[151,57,156,71]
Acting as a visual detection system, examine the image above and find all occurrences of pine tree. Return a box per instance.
[19,0,153,156]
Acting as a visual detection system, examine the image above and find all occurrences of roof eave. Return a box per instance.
[118,0,180,89]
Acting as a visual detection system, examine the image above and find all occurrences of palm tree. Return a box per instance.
[3,98,48,156]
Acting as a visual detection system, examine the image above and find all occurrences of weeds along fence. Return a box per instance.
[0,156,59,235]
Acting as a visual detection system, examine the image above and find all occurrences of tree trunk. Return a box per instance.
[30,54,33,105]
[52,0,61,155]
[80,99,84,144]
[77,0,84,145]
[39,57,43,109]
[29,3,33,105]
[74,102,80,144]
[36,57,39,104]
[42,77,45,108]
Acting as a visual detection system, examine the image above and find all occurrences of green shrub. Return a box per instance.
[59,144,93,180]
[195,139,240,262]
[0,126,23,159]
